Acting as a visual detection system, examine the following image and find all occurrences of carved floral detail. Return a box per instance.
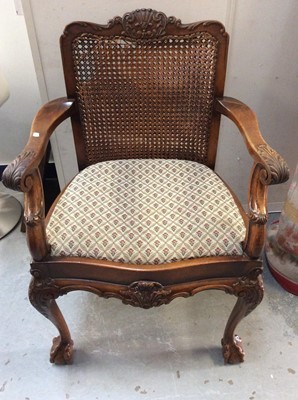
[225,271,264,315]
[24,209,43,227]
[257,144,289,185]
[119,281,172,309]
[2,150,36,192]
[248,200,268,225]
[29,278,61,319]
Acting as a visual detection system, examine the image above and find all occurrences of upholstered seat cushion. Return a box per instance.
[46,159,246,264]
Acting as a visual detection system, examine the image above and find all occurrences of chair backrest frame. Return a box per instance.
[60,9,229,170]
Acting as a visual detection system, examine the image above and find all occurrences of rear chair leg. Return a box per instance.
[29,277,74,365]
[221,274,264,364]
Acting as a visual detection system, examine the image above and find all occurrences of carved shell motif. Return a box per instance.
[121,9,168,39]
[120,281,172,308]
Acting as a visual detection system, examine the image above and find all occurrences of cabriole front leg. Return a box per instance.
[221,273,264,364]
[28,277,74,365]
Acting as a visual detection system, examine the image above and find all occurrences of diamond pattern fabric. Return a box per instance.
[46,159,246,264]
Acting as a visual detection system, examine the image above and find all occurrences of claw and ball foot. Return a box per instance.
[222,335,245,364]
[29,278,74,365]
[50,336,74,365]
[221,274,264,364]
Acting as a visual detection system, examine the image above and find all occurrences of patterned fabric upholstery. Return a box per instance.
[46,159,246,264]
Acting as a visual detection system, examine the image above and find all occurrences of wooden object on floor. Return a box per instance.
[2,9,289,365]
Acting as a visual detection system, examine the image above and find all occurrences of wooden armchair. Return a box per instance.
[3,9,289,365]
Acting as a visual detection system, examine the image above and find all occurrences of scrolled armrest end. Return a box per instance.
[2,150,37,192]
[256,144,289,185]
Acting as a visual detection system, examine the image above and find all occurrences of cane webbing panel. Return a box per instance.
[72,33,218,165]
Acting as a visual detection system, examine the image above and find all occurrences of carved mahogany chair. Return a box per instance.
[3,9,289,365]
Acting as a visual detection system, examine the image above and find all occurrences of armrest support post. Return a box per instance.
[244,163,268,258]
[24,169,49,261]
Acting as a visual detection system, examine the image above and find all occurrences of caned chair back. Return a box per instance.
[60,9,229,169]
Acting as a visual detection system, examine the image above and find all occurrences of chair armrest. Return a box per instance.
[215,97,289,185]
[215,96,289,259]
[2,97,75,261]
[2,97,75,192]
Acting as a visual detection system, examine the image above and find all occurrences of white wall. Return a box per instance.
[215,0,298,209]
[6,0,298,210]
[0,0,40,164]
